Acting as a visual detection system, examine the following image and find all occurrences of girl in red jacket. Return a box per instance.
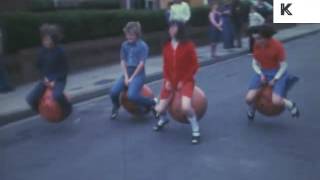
[153,21,201,144]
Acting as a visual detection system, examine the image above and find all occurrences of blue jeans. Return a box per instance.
[26,80,72,116]
[110,67,155,108]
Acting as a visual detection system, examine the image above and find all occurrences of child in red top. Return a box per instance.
[153,21,201,144]
[246,25,300,120]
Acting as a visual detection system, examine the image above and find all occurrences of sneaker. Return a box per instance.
[110,106,119,120]
[153,120,169,131]
[247,110,255,121]
[151,97,159,118]
[191,133,201,144]
[289,102,300,118]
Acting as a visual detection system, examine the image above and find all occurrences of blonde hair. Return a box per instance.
[39,23,63,44]
[123,21,142,38]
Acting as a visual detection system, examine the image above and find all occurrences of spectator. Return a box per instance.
[231,0,250,48]
[255,0,273,22]
[248,5,265,53]
[169,0,191,23]
[208,2,222,59]
[221,0,235,49]
[0,56,13,93]
[165,2,174,24]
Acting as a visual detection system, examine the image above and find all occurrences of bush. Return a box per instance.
[30,0,55,11]
[0,7,210,53]
[30,0,120,12]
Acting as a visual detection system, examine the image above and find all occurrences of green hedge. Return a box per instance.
[30,0,120,11]
[0,7,209,53]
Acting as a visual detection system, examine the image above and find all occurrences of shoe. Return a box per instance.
[191,134,201,144]
[110,106,119,120]
[247,110,255,121]
[153,120,169,131]
[151,97,159,118]
[289,102,300,118]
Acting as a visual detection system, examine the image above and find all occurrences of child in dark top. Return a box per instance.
[26,24,71,117]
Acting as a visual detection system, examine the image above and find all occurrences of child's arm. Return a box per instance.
[129,61,144,81]
[274,62,288,80]
[128,43,149,81]
[209,12,221,29]
[252,59,263,75]
[120,43,129,80]
[121,60,129,80]
[181,43,199,84]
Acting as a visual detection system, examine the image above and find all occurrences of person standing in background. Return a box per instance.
[248,5,265,53]
[0,56,13,93]
[0,29,13,93]
[169,0,191,24]
[221,0,235,49]
[208,2,222,59]
[231,0,250,48]
[165,2,174,24]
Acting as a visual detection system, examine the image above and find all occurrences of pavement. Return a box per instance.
[1,24,320,126]
[1,30,320,180]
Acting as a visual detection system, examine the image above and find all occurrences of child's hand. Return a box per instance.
[49,81,55,87]
[269,79,277,87]
[44,77,49,83]
[124,76,129,86]
[177,81,183,90]
[127,78,133,85]
[165,81,172,91]
[260,75,267,84]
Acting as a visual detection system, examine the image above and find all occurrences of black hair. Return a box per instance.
[40,23,63,45]
[167,20,188,42]
[257,25,277,39]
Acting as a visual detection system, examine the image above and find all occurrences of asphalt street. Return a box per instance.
[1,33,320,180]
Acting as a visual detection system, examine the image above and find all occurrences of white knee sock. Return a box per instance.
[283,99,297,114]
[283,99,293,109]
[187,115,200,136]
[157,112,169,126]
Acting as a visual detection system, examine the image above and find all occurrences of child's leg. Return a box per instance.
[52,81,72,117]
[127,75,156,108]
[110,76,126,108]
[26,81,46,112]
[153,98,171,131]
[153,84,173,131]
[181,96,201,144]
[181,96,200,136]
[210,43,217,58]
[246,73,263,119]
[273,73,300,117]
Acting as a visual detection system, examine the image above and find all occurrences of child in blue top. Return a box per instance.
[110,22,157,119]
[26,24,71,117]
